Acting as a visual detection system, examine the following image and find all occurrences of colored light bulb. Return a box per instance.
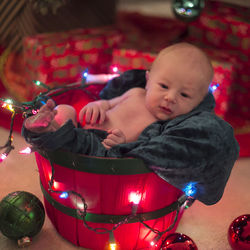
[129,192,141,204]
[109,243,117,250]
[112,66,118,73]
[34,80,41,86]
[183,182,197,197]
[59,192,69,199]
[19,147,32,154]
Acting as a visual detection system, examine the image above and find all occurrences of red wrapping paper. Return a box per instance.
[23,27,123,98]
[188,1,250,53]
[116,11,188,53]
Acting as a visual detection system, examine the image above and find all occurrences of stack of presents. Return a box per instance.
[4,0,250,156]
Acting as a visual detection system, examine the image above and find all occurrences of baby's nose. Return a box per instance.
[164,91,177,104]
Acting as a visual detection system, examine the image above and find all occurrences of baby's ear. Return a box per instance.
[145,70,150,90]
[146,70,149,81]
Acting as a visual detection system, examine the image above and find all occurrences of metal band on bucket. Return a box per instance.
[38,149,152,175]
[40,182,184,224]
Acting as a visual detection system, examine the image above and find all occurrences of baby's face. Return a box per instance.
[145,52,208,121]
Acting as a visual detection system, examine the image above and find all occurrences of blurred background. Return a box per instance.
[0,1,249,249]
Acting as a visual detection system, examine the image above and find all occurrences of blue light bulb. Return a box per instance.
[82,69,88,79]
[183,182,197,197]
[59,192,69,199]
[209,83,219,92]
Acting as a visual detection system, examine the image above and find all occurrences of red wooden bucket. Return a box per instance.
[35,149,185,250]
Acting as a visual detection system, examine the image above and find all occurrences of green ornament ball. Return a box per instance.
[0,191,45,240]
[172,0,205,22]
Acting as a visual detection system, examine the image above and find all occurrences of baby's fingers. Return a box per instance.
[46,99,56,109]
[110,128,124,137]
[84,108,94,124]
[108,129,126,143]
[39,99,55,112]
[90,107,100,125]
[98,109,106,124]
[79,107,87,123]
[102,138,116,148]
[101,140,111,149]
[106,134,120,144]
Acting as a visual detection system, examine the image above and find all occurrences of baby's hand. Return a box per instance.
[79,100,110,125]
[24,99,58,133]
[102,129,126,149]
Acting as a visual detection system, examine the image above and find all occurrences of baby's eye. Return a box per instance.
[181,93,189,98]
[160,83,168,89]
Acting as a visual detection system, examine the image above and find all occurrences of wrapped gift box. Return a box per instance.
[179,0,250,120]
[210,60,235,119]
[188,1,250,53]
[116,11,188,53]
[111,48,156,72]
[183,42,250,120]
[23,26,123,98]
[227,116,250,157]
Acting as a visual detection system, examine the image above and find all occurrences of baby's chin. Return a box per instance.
[156,112,175,121]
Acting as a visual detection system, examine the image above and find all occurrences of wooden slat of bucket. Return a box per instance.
[74,171,150,215]
[74,170,182,215]
[43,199,79,246]
[35,153,78,210]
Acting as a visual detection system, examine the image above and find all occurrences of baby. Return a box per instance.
[24,42,214,149]
[23,42,239,205]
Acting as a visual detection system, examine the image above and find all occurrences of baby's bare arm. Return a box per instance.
[79,100,110,125]
[79,88,137,125]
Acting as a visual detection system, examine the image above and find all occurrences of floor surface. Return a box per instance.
[0,126,249,250]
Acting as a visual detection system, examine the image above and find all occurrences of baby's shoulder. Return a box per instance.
[125,87,145,97]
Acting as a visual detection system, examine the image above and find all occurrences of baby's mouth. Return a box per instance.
[160,106,173,114]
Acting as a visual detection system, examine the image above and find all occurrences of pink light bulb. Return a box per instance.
[32,109,38,115]
[0,153,7,163]
[129,192,141,204]
[111,66,118,73]
[19,147,32,154]
[0,153,7,160]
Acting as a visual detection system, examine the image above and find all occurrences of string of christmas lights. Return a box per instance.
[0,111,15,162]
[0,68,119,161]
[0,74,88,161]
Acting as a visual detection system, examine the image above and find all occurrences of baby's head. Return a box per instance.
[145,42,214,120]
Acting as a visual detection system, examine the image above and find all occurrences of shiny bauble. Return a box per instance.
[0,191,45,240]
[228,214,250,250]
[161,232,198,249]
[172,0,205,22]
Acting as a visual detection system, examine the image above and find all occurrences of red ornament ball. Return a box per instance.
[161,233,198,250]
[228,214,250,250]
